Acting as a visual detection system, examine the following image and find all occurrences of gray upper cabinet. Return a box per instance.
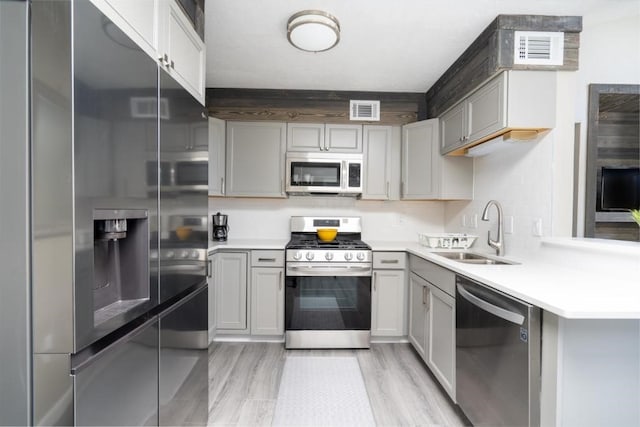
[440,102,467,155]
[325,124,362,152]
[402,119,473,200]
[362,125,401,200]
[208,117,226,196]
[440,70,557,155]
[287,123,362,153]
[401,119,437,199]
[226,121,286,198]
[287,123,325,151]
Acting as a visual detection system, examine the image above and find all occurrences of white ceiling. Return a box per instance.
[205,0,623,93]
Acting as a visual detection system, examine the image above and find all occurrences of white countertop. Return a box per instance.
[209,237,640,319]
[208,238,288,254]
[372,239,640,320]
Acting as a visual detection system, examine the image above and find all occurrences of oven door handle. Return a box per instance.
[286,265,372,277]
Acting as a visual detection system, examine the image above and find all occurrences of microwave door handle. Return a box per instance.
[342,160,347,190]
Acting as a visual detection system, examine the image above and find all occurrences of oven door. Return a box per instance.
[285,263,371,331]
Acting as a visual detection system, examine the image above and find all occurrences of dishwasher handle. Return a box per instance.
[457,283,525,325]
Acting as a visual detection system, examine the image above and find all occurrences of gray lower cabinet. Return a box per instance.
[408,272,429,358]
[225,121,286,197]
[214,251,248,331]
[250,250,285,336]
[408,255,456,402]
[371,251,407,336]
[74,318,159,426]
[426,283,455,400]
[250,267,284,335]
[159,286,208,426]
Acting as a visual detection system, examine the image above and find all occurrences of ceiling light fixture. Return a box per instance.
[287,10,340,53]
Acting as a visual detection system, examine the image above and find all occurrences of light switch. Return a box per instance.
[532,218,543,236]
[504,216,514,234]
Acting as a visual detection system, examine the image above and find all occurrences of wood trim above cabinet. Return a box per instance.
[206,88,425,126]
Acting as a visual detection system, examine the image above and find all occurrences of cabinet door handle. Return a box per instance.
[279,270,283,290]
[380,259,399,264]
[207,259,213,278]
[401,182,405,197]
[220,177,224,194]
[170,60,175,69]
[386,181,390,199]
[426,288,430,311]
[373,272,377,291]
[258,258,276,262]
[422,286,427,305]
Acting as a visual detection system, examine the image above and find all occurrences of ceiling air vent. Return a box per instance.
[350,100,380,121]
[130,97,170,119]
[514,31,564,66]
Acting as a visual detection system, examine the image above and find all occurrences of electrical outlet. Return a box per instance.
[504,216,514,234]
[532,218,543,236]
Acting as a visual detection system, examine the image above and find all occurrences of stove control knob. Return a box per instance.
[344,252,353,261]
[357,252,365,261]
[293,251,302,261]
[306,252,315,261]
[179,250,189,259]
[166,250,175,259]
[191,250,200,259]
[325,252,334,261]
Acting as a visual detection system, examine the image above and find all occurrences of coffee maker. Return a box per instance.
[212,212,229,241]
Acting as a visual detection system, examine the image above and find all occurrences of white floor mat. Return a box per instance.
[272,356,376,426]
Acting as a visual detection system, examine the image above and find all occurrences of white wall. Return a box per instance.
[209,197,444,242]
[574,3,640,235]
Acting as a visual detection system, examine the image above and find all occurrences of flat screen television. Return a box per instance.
[600,167,640,211]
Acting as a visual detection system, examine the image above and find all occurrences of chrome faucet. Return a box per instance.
[481,200,504,256]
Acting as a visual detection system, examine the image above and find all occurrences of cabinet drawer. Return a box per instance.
[373,252,406,269]
[409,255,455,297]
[251,250,284,267]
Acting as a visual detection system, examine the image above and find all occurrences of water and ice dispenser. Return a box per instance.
[93,209,149,327]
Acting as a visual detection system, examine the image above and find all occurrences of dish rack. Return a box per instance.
[418,233,477,249]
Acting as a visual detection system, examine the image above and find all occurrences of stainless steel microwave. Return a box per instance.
[147,151,208,192]
[285,152,363,195]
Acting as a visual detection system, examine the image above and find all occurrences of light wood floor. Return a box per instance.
[207,342,469,426]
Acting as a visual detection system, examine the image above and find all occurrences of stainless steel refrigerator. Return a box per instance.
[0,1,209,425]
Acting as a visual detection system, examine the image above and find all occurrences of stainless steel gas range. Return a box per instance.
[285,216,372,349]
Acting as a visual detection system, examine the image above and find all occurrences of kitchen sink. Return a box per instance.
[433,252,518,265]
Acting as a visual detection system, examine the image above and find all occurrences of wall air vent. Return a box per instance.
[350,100,380,121]
[514,31,564,66]
[130,97,170,119]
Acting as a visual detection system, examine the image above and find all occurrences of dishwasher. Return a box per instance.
[456,275,541,427]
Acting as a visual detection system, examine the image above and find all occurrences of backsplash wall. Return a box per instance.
[444,135,555,257]
[208,197,445,242]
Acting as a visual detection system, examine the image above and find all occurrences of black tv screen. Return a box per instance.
[600,167,640,210]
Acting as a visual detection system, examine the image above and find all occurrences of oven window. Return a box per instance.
[290,162,341,187]
[285,276,371,330]
[175,161,207,185]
